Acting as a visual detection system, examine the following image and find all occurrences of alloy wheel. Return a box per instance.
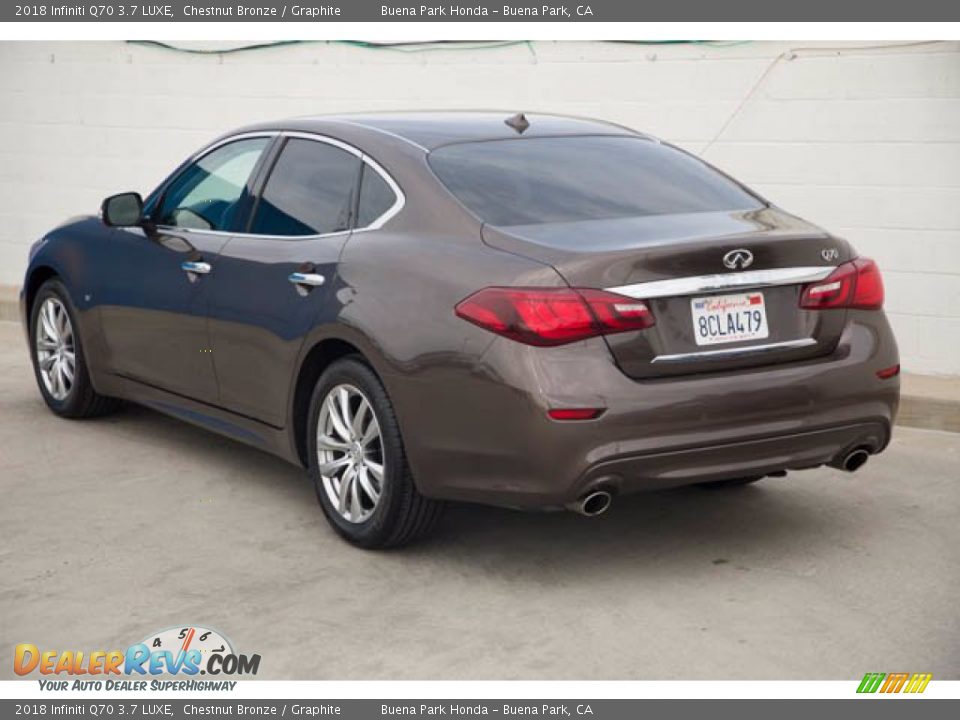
[316,384,385,524]
[35,297,76,401]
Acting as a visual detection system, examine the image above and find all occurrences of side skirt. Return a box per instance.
[95,372,303,467]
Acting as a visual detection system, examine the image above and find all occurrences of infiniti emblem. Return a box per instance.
[722,249,754,270]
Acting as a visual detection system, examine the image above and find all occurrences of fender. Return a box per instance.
[23,217,114,392]
[284,321,402,466]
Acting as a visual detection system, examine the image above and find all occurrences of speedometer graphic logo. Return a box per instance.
[142,625,234,662]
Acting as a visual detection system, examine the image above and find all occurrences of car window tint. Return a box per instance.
[251,138,361,237]
[356,165,398,228]
[157,137,269,231]
[428,136,763,227]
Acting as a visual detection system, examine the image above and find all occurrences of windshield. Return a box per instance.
[428,136,763,227]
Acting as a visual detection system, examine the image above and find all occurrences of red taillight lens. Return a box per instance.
[799,258,884,310]
[799,263,857,309]
[876,363,900,380]
[455,287,654,347]
[577,288,656,334]
[547,408,605,421]
[849,258,884,309]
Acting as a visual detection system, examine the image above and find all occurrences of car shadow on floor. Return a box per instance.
[85,402,859,581]
[422,486,839,574]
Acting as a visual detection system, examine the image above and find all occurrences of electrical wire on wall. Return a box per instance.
[123,38,951,157]
[126,39,538,54]
[125,39,758,58]
[126,38,948,56]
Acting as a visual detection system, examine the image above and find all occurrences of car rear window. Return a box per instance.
[428,136,763,226]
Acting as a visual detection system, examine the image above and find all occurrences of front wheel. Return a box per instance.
[307,357,444,548]
[29,279,120,418]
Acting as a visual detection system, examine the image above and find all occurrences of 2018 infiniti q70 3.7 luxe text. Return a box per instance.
[22,112,900,547]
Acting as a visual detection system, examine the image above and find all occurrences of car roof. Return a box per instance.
[237,111,645,152]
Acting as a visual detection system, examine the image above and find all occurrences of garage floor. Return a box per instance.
[1,321,958,680]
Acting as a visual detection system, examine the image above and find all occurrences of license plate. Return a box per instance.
[691,291,769,346]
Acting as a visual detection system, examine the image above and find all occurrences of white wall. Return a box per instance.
[1,40,958,374]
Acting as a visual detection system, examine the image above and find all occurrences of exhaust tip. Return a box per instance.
[842,448,871,473]
[569,490,613,517]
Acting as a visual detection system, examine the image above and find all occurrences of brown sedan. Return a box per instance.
[21,112,900,547]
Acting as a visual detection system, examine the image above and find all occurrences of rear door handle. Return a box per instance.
[181,261,211,275]
[288,272,325,287]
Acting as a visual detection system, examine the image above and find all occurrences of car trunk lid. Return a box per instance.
[481,207,853,379]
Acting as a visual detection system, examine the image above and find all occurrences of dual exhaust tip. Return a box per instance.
[568,447,872,516]
[834,446,872,473]
[567,489,613,517]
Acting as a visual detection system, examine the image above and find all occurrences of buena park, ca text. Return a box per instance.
[383,5,594,16]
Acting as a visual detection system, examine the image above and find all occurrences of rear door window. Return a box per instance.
[251,138,361,237]
[356,164,399,228]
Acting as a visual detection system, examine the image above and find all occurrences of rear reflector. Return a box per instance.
[455,287,654,347]
[799,258,884,310]
[876,363,900,380]
[547,408,605,421]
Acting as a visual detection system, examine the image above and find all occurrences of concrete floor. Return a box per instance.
[1,320,958,680]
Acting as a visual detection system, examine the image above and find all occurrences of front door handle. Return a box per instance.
[181,261,211,275]
[288,272,325,296]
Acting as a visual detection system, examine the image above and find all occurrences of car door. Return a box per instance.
[205,135,368,427]
[97,136,272,402]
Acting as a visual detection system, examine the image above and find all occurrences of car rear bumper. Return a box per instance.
[388,312,900,508]
[574,420,890,497]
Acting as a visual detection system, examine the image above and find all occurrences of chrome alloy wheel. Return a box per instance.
[35,297,76,401]
[317,383,385,524]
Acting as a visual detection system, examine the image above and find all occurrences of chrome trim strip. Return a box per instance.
[192,131,281,157]
[282,130,364,158]
[358,153,405,231]
[652,338,818,364]
[153,130,405,240]
[609,267,836,300]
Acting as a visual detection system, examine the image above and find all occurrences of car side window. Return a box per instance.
[156,137,270,232]
[250,138,361,237]
[356,164,398,228]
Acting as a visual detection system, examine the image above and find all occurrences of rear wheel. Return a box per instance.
[697,476,764,489]
[307,357,443,548]
[29,279,120,418]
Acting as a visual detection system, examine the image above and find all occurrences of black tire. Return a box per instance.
[697,476,765,489]
[29,279,121,419]
[307,357,444,549]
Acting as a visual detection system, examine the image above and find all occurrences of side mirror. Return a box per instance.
[101,192,144,228]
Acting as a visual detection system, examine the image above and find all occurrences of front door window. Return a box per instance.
[156,137,270,232]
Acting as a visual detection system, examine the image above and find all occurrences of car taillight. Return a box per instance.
[799,258,884,310]
[547,408,606,421]
[876,363,900,380]
[454,287,655,347]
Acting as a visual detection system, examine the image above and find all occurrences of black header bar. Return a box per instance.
[4,0,959,22]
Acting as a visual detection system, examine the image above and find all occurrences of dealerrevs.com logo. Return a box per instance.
[14,626,260,691]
